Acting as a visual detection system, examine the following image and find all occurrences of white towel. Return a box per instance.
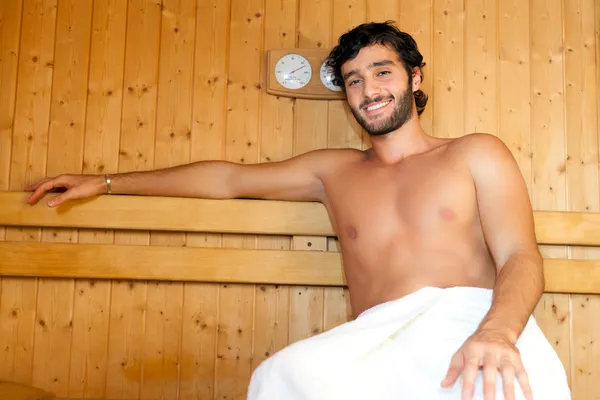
[247,286,571,399]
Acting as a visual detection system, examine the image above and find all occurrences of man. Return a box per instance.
[26,22,569,399]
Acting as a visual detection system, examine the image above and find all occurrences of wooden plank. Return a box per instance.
[1,0,57,386]
[215,0,264,398]
[498,0,533,197]
[104,0,161,396]
[180,0,230,397]
[251,0,297,377]
[565,0,600,396]
[399,0,433,133]
[31,0,93,396]
[464,0,497,134]
[6,192,600,246]
[67,0,128,397]
[432,0,464,138]
[289,0,331,349]
[140,0,196,397]
[530,0,571,385]
[0,0,22,196]
[367,0,400,23]
[1,242,599,294]
[1,191,333,236]
[0,0,23,384]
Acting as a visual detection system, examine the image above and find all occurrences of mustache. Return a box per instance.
[360,95,394,109]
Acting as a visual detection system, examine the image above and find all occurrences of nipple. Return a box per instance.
[346,225,358,239]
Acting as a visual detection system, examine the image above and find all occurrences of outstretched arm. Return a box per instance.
[26,149,345,207]
[441,133,543,400]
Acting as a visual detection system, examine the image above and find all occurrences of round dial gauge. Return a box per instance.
[274,54,312,89]
[320,60,342,92]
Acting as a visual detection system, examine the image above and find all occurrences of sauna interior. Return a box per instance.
[1,0,600,399]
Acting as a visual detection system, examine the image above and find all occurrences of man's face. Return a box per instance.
[341,44,415,136]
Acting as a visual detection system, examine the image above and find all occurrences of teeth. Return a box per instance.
[366,100,390,111]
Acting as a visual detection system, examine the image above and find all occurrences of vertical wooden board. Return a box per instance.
[0,4,23,378]
[530,0,571,382]
[0,277,38,385]
[105,280,148,399]
[179,281,219,400]
[566,0,600,396]
[286,0,330,349]
[1,0,57,385]
[251,0,296,375]
[497,0,532,196]
[366,0,400,23]
[571,295,600,399]
[533,294,572,385]
[214,1,264,398]
[105,0,161,397]
[69,0,128,397]
[289,237,326,342]
[31,0,93,396]
[328,0,365,151]
[141,0,196,398]
[294,0,329,154]
[431,0,464,138]
[8,0,55,193]
[464,0,497,134]
[141,281,184,400]
[399,0,434,133]
[0,0,22,196]
[181,0,229,398]
[530,0,566,238]
[69,280,111,399]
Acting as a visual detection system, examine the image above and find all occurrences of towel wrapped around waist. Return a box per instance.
[247,286,571,400]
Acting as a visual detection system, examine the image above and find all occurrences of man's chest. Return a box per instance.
[323,160,478,238]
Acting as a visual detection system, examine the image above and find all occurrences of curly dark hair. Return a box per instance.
[326,21,428,116]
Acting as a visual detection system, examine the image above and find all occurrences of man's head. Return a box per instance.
[326,21,428,136]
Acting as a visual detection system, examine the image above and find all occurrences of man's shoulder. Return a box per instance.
[447,133,513,164]
[446,133,520,181]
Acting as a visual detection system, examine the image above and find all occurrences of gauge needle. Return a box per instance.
[289,65,307,74]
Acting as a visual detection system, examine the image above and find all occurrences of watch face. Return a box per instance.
[274,54,312,89]
[320,61,342,92]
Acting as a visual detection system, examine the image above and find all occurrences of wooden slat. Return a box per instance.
[0,191,332,236]
[0,241,599,295]
[4,192,600,246]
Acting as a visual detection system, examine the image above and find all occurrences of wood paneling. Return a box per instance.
[1,0,599,398]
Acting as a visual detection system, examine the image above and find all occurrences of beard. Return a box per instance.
[350,87,414,136]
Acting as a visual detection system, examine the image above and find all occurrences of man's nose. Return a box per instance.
[362,77,381,99]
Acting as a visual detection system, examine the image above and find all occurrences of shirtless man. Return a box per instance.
[26,22,568,400]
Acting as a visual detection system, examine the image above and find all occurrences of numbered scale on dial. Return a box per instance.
[274,54,312,89]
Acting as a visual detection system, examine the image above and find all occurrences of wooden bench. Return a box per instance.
[0,190,599,399]
[0,191,599,292]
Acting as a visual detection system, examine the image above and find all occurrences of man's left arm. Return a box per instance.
[441,133,544,400]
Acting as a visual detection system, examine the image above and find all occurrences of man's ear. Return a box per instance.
[411,67,422,92]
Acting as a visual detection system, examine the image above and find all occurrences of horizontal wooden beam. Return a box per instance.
[0,241,598,294]
[0,241,345,286]
[0,191,332,236]
[2,191,600,246]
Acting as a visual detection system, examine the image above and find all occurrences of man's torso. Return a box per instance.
[320,137,497,317]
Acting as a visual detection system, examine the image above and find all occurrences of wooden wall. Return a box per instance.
[0,0,599,399]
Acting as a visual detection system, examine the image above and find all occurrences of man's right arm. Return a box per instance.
[25,149,345,207]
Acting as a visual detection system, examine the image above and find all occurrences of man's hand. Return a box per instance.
[25,174,106,207]
[440,328,532,400]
